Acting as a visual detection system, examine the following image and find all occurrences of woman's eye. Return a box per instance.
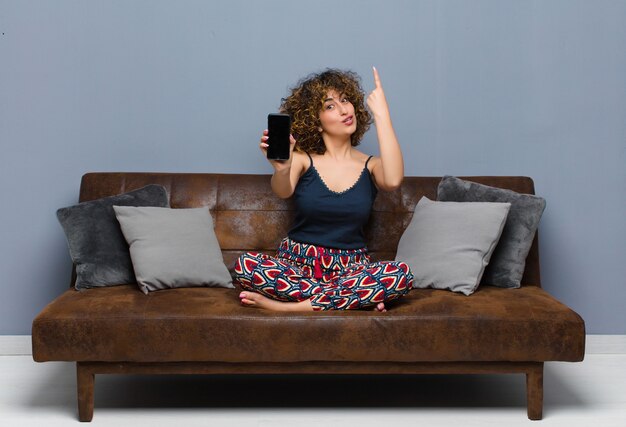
[325,104,334,110]
[341,98,349,103]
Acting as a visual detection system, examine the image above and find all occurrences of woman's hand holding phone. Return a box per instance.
[259,129,296,173]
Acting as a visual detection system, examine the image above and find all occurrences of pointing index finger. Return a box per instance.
[372,66,382,89]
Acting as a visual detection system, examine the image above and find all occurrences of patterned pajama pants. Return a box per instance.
[233,237,414,311]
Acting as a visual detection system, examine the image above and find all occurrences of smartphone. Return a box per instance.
[266,113,291,160]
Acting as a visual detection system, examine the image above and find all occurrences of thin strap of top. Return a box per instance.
[305,152,373,169]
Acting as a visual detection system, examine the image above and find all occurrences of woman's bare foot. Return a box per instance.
[239,291,314,312]
[240,291,386,312]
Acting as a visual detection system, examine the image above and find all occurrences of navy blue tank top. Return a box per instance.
[288,153,378,249]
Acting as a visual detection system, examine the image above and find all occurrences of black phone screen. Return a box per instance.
[266,113,291,160]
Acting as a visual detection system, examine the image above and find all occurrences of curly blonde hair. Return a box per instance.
[279,69,372,155]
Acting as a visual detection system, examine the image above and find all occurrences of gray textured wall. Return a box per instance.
[1,0,624,334]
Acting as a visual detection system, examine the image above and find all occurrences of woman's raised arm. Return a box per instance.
[366,67,405,191]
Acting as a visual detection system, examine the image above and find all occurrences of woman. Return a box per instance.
[233,67,414,312]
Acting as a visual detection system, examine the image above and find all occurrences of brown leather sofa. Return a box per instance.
[32,172,585,422]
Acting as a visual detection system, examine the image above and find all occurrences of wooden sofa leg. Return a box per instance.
[76,363,94,422]
[526,363,544,420]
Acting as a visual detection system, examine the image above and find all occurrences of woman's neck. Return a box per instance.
[321,135,352,160]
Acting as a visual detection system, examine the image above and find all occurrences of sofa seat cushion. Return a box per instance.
[32,285,584,363]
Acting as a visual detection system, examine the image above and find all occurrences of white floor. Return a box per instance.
[1,342,625,426]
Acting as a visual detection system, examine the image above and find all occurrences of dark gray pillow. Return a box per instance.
[437,176,546,288]
[56,185,169,290]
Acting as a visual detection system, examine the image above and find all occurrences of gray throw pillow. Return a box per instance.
[113,206,234,294]
[56,185,169,290]
[395,196,510,295]
[437,176,546,288]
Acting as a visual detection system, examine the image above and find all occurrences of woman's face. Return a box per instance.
[318,89,357,139]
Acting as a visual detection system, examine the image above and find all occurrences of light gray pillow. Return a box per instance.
[113,206,234,294]
[437,176,546,288]
[395,196,511,295]
[56,185,170,290]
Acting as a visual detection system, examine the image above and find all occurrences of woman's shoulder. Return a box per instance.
[292,150,312,164]
[352,149,379,173]
[292,151,312,176]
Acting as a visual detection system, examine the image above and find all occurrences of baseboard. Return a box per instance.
[584,334,626,354]
[2,335,625,356]
[0,335,32,355]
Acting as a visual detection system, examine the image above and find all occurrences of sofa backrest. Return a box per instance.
[78,173,541,287]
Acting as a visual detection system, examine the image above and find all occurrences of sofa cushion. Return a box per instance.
[113,206,234,294]
[396,196,510,295]
[32,285,585,364]
[437,176,546,288]
[56,185,170,290]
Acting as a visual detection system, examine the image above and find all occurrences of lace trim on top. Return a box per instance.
[306,153,373,195]
[311,165,367,195]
